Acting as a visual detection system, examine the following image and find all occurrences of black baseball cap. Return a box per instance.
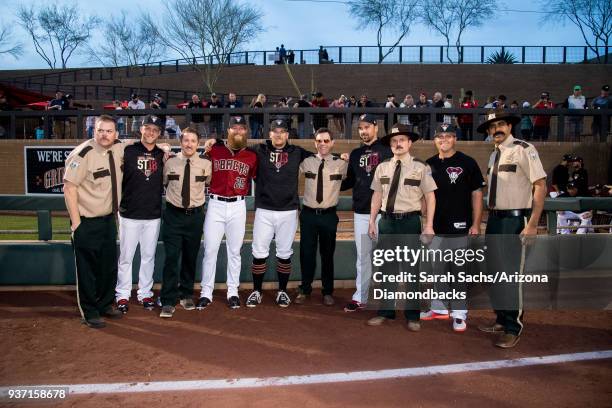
[229,115,247,127]
[142,115,163,129]
[603,85,610,91]
[358,113,377,125]
[434,123,458,136]
[131,93,138,99]
[270,118,289,130]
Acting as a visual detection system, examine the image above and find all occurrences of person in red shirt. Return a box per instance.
[311,91,329,132]
[457,90,477,140]
[197,115,258,309]
[533,92,554,140]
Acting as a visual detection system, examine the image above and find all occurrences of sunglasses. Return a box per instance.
[315,139,331,144]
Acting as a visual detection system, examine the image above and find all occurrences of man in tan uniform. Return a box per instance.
[63,114,124,329]
[159,127,212,318]
[295,127,348,306]
[477,110,547,348]
[366,123,437,332]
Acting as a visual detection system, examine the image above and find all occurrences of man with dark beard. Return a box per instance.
[198,116,258,309]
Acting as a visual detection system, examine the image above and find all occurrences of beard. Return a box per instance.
[228,133,247,150]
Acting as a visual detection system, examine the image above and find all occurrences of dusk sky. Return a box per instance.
[1,0,587,69]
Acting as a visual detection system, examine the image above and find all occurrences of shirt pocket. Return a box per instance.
[329,174,343,181]
[91,168,110,190]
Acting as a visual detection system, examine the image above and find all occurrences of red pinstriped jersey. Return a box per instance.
[206,142,257,197]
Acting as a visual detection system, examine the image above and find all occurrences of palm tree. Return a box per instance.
[486,49,518,64]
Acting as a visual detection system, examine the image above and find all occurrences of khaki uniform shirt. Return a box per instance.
[300,155,348,208]
[63,139,125,217]
[486,135,547,209]
[371,154,437,213]
[164,153,212,208]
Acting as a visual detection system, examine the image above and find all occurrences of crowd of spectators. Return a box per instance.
[4,83,610,140]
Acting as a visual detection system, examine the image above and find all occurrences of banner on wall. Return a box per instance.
[23,146,74,195]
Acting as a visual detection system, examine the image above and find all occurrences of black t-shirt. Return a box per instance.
[253,140,312,211]
[426,151,485,235]
[570,168,589,196]
[341,140,393,214]
[120,142,165,220]
[188,101,205,123]
[551,164,569,192]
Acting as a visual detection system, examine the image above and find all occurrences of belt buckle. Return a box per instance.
[315,208,323,215]
[393,213,403,220]
[185,207,195,215]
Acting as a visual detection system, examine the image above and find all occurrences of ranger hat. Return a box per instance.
[476,110,521,133]
[380,123,420,145]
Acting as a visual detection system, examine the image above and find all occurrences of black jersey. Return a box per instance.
[341,140,393,214]
[426,151,485,235]
[253,140,312,211]
[119,142,165,219]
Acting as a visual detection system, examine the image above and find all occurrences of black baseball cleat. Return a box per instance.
[227,296,241,309]
[141,297,155,311]
[83,317,106,329]
[101,307,123,319]
[117,299,129,314]
[196,297,212,310]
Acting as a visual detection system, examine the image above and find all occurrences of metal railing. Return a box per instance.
[1,195,611,241]
[1,107,610,142]
[1,45,610,87]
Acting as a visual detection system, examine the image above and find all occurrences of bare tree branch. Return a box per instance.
[86,11,167,67]
[422,0,497,63]
[16,3,98,69]
[0,22,24,59]
[142,0,263,93]
[541,0,612,62]
[348,0,420,63]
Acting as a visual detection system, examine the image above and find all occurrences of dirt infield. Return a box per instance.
[1,289,611,407]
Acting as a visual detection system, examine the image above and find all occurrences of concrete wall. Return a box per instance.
[2,64,611,104]
[1,139,609,194]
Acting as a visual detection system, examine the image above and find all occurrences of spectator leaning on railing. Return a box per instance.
[458,90,477,140]
[532,92,554,140]
[566,85,586,138]
[591,85,611,138]
[127,94,146,134]
[187,94,208,138]
[293,94,311,139]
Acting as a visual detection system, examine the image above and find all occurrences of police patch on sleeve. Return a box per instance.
[529,150,538,161]
[70,161,80,169]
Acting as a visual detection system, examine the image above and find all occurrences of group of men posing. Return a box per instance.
[63,108,546,349]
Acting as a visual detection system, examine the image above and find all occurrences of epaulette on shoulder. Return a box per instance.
[78,146,93,158]
[113,139,121,144]
[513,140,530,148]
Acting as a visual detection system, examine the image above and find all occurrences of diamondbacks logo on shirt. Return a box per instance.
[359,151,380,174]
[446,166,463,184]
[270,151,288,171]
[137,155,159,178]
[214,159,250,176]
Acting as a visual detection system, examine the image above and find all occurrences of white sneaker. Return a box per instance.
[453,318,467,332]
[275,291,291,307]
[246,291,262,308]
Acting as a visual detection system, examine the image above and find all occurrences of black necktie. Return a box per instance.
[386,160,402,214]
[107,150,118,214]
[316,159,325,204]
[489,147,501,209]
[182,158,191,208]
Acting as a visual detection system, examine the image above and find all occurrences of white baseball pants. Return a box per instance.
[115,215,161,301]
[351,213,380,304]
[200,197,247,300]
[251,208,298,260]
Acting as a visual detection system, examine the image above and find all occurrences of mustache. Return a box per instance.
[494,131,504,137]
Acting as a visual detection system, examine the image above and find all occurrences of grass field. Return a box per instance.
[0,214,71,240]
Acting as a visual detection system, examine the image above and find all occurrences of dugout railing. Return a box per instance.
[1,195,611,285]
[1,107,610,141]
